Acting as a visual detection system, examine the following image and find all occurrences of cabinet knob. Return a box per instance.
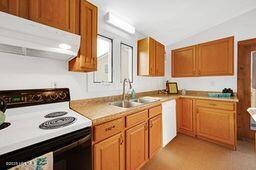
[120,134,124,145]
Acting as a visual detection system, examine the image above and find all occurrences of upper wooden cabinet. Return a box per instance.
[29,0,79,33]
[155,41,165,76]
[0,0,29,18]
[198,37,234,76]
[171,36,234,77]
[171,46,196,77]
[137,37,165,77]
[69,0,98,72]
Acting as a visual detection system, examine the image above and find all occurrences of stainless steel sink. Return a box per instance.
[111,101,142,108]
[130,97,160,104]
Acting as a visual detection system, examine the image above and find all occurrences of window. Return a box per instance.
[120,43,133,82]
[94,35,113,83]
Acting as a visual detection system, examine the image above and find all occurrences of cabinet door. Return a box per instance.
[0,0,28,18]
[94,133,125,170]
[155,42,165,76]
[178,98,195,136]
[68,1,97,72]
[126,122,148,170]
[29,0,79,33]
[172,46,197,77]
[149,38,156,75]
[149,115,162,158]
[196,107,235,145]
[198,37,234,76]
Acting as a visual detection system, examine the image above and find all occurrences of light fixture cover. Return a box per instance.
[105,12,135,34]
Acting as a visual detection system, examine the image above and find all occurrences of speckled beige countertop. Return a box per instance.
[70,90,239,126]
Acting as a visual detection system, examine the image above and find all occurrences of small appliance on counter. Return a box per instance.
[0,88,92,170]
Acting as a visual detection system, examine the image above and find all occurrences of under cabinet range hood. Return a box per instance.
[0,12,81,60]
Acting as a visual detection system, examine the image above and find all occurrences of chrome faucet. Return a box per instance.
[122,78,132,101]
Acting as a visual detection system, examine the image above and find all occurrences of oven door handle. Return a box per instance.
[53,134,91,156]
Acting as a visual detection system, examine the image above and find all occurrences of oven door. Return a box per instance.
[54,132,91,170]
[0,127,92,170]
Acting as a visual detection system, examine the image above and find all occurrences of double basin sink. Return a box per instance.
[111,97,160,108]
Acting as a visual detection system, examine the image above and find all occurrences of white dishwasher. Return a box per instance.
[162,99,177,147]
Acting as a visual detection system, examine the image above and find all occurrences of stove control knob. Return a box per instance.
[58,92,67,100]
[50,93,58,100]
[32,95,42,102]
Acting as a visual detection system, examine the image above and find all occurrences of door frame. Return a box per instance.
[237,38,256,140]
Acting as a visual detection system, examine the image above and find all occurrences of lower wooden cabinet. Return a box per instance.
[126,122,148,170]
[149,115,162,158]
[177,98,237,150]
[196,107,235,147]
[94,133,125,170]
[177,98,195,136]
[93,105,163,170]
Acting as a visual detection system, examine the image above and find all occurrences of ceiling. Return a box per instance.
[89,0,256,46]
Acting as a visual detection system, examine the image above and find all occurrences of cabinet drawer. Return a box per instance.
[149,105,162,118]
[126,110,148,128]
[94,118,125,142]
[196,100,235,111]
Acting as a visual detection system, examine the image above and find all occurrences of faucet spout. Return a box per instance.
[122,78,132,101]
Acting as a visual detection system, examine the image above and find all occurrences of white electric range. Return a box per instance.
[0,88,92,170]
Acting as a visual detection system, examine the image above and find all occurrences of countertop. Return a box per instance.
[70,92,238,126]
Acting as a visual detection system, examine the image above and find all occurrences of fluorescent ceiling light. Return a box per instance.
[105,12,135,34]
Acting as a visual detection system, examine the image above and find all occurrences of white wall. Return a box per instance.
[166,9,256,92]
[0,9,166,100]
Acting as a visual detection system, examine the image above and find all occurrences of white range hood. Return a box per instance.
[0,12,81,60]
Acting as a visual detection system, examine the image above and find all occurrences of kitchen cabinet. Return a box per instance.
[0,0,29,18]
[69,0,98,72]
[149,115,162,158]
[172,46,197,77]
[137,37,165,76]
[177,98,196,136]
[196,100,236,149]
[29,0,79,33]
[94,132,125,170]
[126,122,148,170]
[171,36,234,77]
[198,37,234,76]
[155,41,165,76]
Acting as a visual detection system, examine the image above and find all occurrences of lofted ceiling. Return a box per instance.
[89,0,256,46]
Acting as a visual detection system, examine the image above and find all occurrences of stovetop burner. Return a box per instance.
[0,122,11,130]
[44,111,68,118]
[39,117,76,130]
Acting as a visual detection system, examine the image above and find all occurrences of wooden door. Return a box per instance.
[196,107,235,145]
[178,98,195,136]
[198,37,234,76]
[149,115,162,158]
[171,46,197,77]
[69,0,97,72]
[94,133,125,170]
[29,0,79,33]
[155,42,165,76]
[126,122,148,170]
[237,38,256,140]
[0,0,28,18]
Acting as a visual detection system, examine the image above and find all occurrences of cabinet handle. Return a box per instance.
[144,123,148,131]
[120,134,124,145]
[105,125,115,131]
[150,122,153,128]
[209,103,217,106]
